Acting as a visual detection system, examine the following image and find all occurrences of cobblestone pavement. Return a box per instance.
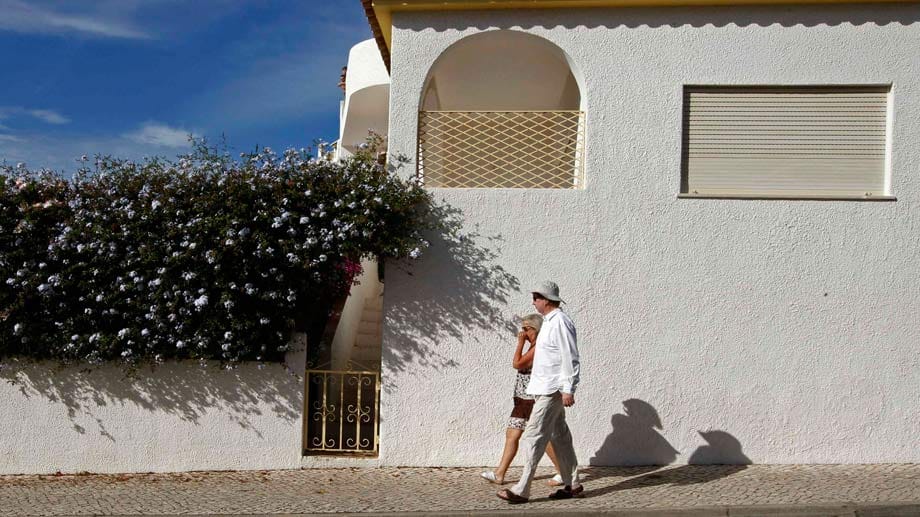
[2,464,920,516]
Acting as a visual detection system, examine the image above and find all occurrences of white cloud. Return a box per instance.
[0,128,196,173]
[28,109,70,124]
[124,122,195,148]
[0,106,70,125]
[0,0,150,39]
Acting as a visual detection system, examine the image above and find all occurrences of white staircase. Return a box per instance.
[349,293,382,372]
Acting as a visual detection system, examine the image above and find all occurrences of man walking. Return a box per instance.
[497,281,582,503]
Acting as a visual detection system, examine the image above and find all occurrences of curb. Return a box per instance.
[267,502,920,517]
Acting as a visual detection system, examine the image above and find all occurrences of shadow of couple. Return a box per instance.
[576,398,752,497]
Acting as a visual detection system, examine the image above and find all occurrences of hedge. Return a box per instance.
[0,140,434,366]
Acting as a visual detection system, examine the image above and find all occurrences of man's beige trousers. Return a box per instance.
[510,391,579,498]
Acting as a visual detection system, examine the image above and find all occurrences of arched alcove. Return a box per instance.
[417,31,586,189]
[422,30,583,111]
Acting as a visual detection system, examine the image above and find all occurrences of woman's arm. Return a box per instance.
[512,332,537,369]
[514,344,536,370]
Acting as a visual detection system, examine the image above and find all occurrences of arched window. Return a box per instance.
[417,31,585,189]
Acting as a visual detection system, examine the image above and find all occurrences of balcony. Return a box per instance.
[417,30,585,189]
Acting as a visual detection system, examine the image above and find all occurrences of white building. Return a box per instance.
[339,0,920,467]
[3,0,918,475]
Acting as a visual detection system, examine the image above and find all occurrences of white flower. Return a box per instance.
[176,340,186,349]
[259,317,270,325]
[117,328,130,339]
[193,294,209,309]
[318,254,327,262]
[13,323,22,335]
[151,200,161,210]
[221,343,231,351]
[299,216,309,225]
[409,247,422,259]
[141,329,150,337]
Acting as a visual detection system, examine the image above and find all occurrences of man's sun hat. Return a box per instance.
[532,280,565,303]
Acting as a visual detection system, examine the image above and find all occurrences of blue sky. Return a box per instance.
[0,0,371,173]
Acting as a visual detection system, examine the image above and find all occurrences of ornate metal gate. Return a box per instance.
[303,362,380,456]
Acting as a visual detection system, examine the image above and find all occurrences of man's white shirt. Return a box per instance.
[526,308,580,395]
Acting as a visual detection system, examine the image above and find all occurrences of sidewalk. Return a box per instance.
[2,465,920,516]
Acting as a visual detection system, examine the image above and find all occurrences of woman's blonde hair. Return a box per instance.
[521,313,543,332]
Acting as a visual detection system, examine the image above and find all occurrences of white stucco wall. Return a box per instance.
[0,341,306,474]
[381,4,920,467]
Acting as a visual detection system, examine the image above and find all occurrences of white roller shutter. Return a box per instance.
[682,87,890,198]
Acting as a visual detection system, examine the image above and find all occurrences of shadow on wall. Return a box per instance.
[582,399,751,496]
[382,201,520,388]
[0,347,304,437]
[589,398,680,467]
[405,2,919,31]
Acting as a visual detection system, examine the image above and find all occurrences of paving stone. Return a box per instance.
[0,465,919,515]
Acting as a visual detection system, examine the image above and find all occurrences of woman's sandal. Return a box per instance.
[480,471,503,484]
[496,488,529,504]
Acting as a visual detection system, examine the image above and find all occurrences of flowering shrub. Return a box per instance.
[0,141,434,365]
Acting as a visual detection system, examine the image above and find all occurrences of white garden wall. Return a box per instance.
[0,339,306,474]
[380,3,920,466]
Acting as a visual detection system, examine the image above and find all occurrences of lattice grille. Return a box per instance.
[417,110,585,189]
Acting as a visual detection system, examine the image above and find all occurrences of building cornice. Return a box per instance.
[362,0,917,71]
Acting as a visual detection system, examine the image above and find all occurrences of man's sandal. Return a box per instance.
[496,488,529,504]
[548,484,585,500]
